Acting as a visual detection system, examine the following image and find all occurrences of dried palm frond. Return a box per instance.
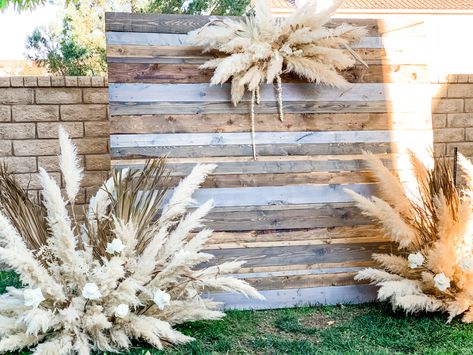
[189,0,366,158]
[0,126,264,354]
[347,152,473,322]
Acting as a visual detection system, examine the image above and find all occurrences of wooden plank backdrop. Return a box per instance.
[105,12,434,309]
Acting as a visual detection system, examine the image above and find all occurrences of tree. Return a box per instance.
[147,0,250,15]
[0,0,46,11]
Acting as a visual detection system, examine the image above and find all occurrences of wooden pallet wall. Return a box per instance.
[105,13,433,309]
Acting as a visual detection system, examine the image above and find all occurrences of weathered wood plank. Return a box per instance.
[110,112,432,134]
[107,62,429,84]
[237,260,376,274]
[203,242,393,268]
[205,203,371,231]
[207,284,378,309]
[178,183,374,208]
[113,154,400,175]
[111,130,432,147]
[111,142,399,159]
[105,13,384,34]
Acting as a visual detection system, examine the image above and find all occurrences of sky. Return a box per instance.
[0,3,62,60]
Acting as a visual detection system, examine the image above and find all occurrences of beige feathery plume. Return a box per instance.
[58,126,83,203]
[372,253,410,276]
[393,294,443,313]
[354,268,404,283]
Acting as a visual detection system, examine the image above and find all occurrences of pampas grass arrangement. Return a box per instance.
[189,0,367,158]
[345,151,473,322]
[0,126,263,354]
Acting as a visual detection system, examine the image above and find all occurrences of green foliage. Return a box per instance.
[147,0,250,16]
[25,18,106,76]
[0,0,46,11]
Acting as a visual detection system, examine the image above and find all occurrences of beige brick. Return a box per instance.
[0,123,35,139]
[0,105,10,121]
[36,88,82,104]
[447,142,473,156]
[23,76,38,87]
[51,76,65,87]
[65,76,78,87]
[447,84,473,98]
[84,121,109,137]
[13,140,60,156]
[0,77,10,87]
[86,186,100,202]
[37,122,84,138]
[81,171,109,187]
[14,172,61,190]
[0,88,34,104]
[0,140,11,156]
[432,114,446,128]
[434,128,464,142]
[465,99,473,112]
[447,113,473,128]
[85,154,110,171]
[12,105,59,122]
[447,74,460,83]
[73,138,108,155]
[10,76,23,87]
[63,188,86,204]
[432,99,464,113]
[78,76,91,87]
[91,76,105,87]
[466,128,473,141]
[61,104,107,121]
[37,76,51,87]
[38,155,84,172]
[433,143,446,156]
[0,156,36,173]
[82,88,108,104]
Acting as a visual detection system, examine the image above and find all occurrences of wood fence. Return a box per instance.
[105,13,433,309]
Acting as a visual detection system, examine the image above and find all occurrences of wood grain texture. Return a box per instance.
[207,284,378,310]
[110,112,432,134]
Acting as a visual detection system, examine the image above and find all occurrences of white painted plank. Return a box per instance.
[166,183,374,207]
[109,82,434,103]
[106,31,425,50]
[110,129,433,148]
[206,284,378,310]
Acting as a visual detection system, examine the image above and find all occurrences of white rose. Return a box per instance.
[115,304,129,318]
[153,289,171,310]
[459,257,473,272]
[82,283,102,300]
[106,238,125,254]
[408,252,425,269]
[24,288,45,308]
[434,273,451,292]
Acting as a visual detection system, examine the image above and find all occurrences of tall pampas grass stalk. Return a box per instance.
[346,151,473,322]
[189,0,367,159]
[0,126,264,354]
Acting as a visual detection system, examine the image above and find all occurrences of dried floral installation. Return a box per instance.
[345,151,473,322]
[0,126,263,354]
[189,0,367,158]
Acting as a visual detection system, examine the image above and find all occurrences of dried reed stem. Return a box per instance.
[250,90,257,160]
[276,75,284,122]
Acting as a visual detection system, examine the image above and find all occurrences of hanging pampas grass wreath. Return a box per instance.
[0,126,263,354]
[345,151,473,323]
[189,0,367,158]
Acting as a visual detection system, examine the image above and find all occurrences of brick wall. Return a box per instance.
[0,76,110,209]
[432,74,473,159]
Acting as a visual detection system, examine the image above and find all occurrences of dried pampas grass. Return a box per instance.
[0,126,263,354]
[189,0,366,158]
[347,151,473,322]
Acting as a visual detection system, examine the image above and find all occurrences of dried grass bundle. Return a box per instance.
[189,0,366,158]
[0,126,263,354]
[346,151,473,322]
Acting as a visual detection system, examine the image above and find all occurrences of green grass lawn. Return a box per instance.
[3,271,473,354]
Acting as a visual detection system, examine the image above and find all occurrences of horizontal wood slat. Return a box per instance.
[106,13,431,308]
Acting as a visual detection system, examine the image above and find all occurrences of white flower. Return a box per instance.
[280,43,293,56]
[106,238,125,254]
[434,273,451,292]
[153,289,171,310]
[115,304,129,318]
[82,283,102,300]
[459,256,473,272]
[407,252,425,269]
[24,288,45,308]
